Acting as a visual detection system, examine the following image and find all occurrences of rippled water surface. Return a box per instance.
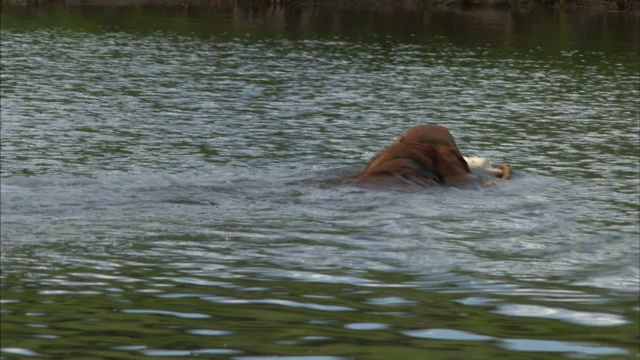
[1,6,639,360]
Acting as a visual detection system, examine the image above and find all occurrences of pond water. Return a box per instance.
[1,5,639,360]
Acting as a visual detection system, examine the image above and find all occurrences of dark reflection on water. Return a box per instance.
[1,5,639,360]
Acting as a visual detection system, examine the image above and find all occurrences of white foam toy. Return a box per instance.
[463,156,506,177]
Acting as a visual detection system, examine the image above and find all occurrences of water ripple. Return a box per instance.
[121,309,210,319]
[493,304,629,327]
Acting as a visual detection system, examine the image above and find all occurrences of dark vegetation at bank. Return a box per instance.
[2,0,639,12]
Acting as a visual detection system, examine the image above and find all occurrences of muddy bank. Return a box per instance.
[2,0,639,12]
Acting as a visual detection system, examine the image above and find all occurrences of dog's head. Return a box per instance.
[358,125,471,186]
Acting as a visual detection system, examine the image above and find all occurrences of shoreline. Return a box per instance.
[2,0,639,13]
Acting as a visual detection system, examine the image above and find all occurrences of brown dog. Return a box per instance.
[356,125,474,187]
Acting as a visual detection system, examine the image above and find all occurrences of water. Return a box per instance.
[1,5,639,359]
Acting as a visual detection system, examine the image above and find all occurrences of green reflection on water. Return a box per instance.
[2,256,637,359]
[2,4,638,56]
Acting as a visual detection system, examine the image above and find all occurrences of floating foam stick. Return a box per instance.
[463,156,511,180]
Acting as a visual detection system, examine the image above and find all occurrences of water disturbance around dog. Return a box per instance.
[1,6,638,360]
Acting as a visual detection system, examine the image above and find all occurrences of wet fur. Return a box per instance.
[357,125,472,187]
